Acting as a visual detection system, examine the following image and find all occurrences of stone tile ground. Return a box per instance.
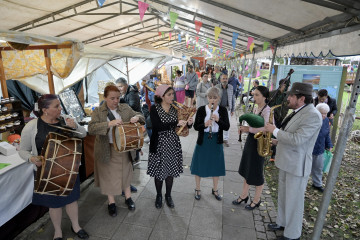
[15,105,280,240]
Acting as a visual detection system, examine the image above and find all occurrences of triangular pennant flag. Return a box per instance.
[232,32,239,50]
[270,45,275,54]
[226,50,230,56]
[206,44,208,49]
[185,35,189,43]
[186,40,190,47]
[256,70,260,78]
[196,36,199,43]
[161,32,165,38]
[212,47,216,53]
[194,20,203,34]
[193,45,195,50]
[158,32,162,37]
[138,1,149,21]
[169,11,178,29]
[178,34,181,43]
[247,37,254,50]
[206,38,210,45]
[219,39,223,49]
[214,26,221,41]
[272,67,275,74]
[263,42,270,51]
[169,32,172,41]
[240,53,244,58]
[250,42,255,53]
[97,0,106,7]
[245,65,248,70]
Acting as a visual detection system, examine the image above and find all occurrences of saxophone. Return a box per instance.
[254,104,282,157]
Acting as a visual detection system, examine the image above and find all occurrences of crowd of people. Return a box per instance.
[19,65,338,239]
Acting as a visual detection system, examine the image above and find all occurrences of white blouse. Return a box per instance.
[204,105,220,133]
[107,109,122,143]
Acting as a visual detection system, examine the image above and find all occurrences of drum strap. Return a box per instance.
[107,108,116,121]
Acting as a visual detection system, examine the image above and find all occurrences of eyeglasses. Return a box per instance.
[208,96,218,99]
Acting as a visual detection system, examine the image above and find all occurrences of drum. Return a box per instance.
[112,123,144,152]
[34,132,82,196]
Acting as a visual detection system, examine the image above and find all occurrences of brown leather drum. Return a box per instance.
[34,132,82,196]
[112,123,144,152]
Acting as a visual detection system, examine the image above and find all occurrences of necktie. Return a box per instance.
[280,111,296,130]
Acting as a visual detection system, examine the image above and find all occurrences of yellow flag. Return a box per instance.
[250,42,255,53]
[214,26,221,41]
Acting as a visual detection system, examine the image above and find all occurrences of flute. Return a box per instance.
[208,103,214,139]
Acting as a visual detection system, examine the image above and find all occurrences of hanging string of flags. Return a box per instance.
[135,1,273,59]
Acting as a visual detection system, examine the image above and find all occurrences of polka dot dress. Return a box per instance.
[147,104,183,180]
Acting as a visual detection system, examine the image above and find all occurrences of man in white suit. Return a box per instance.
[264,82,322,240]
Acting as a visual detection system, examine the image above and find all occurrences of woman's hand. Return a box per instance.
[239,126,249,133]
[130,116,139,123]
[205,119,213,127]
[178,120,187,127]
[108,119,123,128]
[30,156,43,167]
[212,114,219,122]
[65,117,77,129]
[187,117,194,125]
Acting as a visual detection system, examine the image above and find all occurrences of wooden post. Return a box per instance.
[0,51,9,98]
[44,49,55,94]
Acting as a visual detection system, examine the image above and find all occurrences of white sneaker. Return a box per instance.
[144,136,150,143]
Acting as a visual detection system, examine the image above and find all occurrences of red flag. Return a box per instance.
[158,32,161,37]
[194,20,203,34]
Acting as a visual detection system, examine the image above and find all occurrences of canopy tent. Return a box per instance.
[0,31,173,95]
[0,0,359,59]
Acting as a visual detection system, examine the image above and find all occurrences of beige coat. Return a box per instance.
[88,102,145,163]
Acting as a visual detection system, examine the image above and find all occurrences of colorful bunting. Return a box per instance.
[247,37,254,50]
[250,42,255,53]
[206,38,210,45]
[256,70,260,78]
[219,39,223,49]
[232,32,239,50]
[213,47,216,53]
[185,35,189,43]
[196,36,199,43]
[226,50,230,56]
[194,20,203,34]
[169,32,172,41]
[178,34,181,43]
[97,0,106,7]
[186,40,190,47]
[169,11,178,29]
[214,26,221,41]
[245,65,248,70]
[161,32,165,38]
[158,32,162,37]
[263,42,270,51]
[138,1,149,21]
[240,53,244,58]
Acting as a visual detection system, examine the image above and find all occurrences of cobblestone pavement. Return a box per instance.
[17,104,281,240]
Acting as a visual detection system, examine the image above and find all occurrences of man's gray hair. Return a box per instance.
[316,103,330,113]
[206,87,220,98]
[115,77,128,85]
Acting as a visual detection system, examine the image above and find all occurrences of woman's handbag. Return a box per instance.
[323,150,333,173]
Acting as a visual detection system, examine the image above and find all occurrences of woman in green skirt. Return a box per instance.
[190,87,230,201]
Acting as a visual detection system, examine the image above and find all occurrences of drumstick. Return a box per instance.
[176,112,195,135]
[48,124,83,135]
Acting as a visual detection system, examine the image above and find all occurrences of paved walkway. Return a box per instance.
[17,107,281,240]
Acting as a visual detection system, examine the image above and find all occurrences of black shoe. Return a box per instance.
[212,189,222,201]
[194,189,201,200]
[165,195,175,208]
[312,184,324,192]
[245,200,261,210]
[107,203,117,217]
[130,185,138,193]
[277,236,300,240]
[232,196,249,205]
[53,238,63,240]
[125,197,135,211]
[71,227,89,239]
[268,223,285,231]
[155,195,163,209]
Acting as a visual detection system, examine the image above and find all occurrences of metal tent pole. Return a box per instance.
[267,44,277,88]
[311,64,360,240]
[126,57,130,84]
[245,50,256,113]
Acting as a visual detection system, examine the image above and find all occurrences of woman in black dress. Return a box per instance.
[232,86,271,210]
[147,85,193,209]
[19,94,88,240]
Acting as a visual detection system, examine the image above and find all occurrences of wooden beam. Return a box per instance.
[44,49,55,94]
[0,44,72,51]
[0,52,9,98]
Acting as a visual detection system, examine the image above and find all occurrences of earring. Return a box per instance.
[45,112,48,116]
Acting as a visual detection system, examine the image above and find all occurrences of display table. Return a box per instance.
[0,154,34,226]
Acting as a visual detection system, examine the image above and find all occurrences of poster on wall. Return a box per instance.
[274,65,345,100]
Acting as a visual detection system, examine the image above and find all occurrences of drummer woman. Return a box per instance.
[88,85,144,215]
[147,85,193,209]
[19,94,88,240]
[233,86,271,210]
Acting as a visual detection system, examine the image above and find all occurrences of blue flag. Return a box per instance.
[272,67,275,74]
[232,32,239,50]
[178,34,181,43]
[98,0,106,7]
